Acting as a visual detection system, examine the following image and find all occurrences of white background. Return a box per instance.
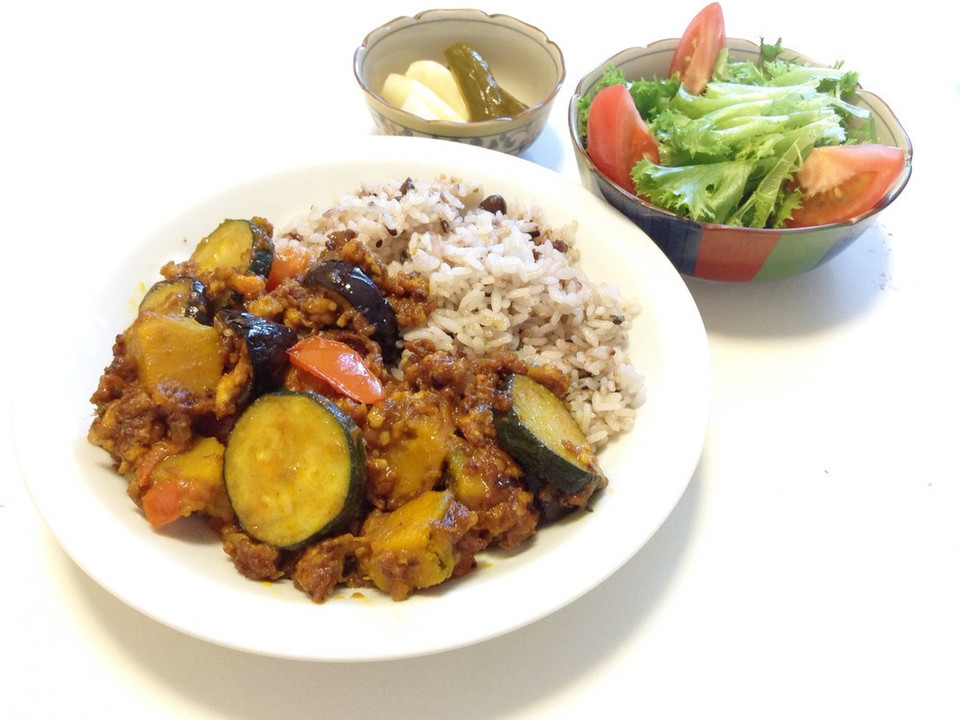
[3,1,958,717]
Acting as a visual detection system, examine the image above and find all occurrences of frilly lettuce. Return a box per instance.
[579,39,878,228]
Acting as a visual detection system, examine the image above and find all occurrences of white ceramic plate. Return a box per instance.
[15,136,709,662]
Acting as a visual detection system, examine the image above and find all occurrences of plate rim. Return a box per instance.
[14,136,710,662]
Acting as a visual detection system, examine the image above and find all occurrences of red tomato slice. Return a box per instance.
[266,244,312,291]
[787,144,906,227]
[288,335,385,404]
[668,2,726,95]
[142,481,183,528]
[586,84,660,192]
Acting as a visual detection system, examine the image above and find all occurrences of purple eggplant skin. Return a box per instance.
[305,259,400,363]
[216,309,298,397]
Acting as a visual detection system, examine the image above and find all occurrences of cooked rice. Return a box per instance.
[278,177,645,448]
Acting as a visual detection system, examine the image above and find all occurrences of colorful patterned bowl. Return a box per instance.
[568,38,913,282]
[355,9,565,156]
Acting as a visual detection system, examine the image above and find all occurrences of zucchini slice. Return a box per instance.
[224,391,365,549]
[190,218,274,277]
[139,277,213,324]
[305,259,399,363]
[493,373,605,494]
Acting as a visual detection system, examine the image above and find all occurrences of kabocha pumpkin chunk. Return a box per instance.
[190,218,274,277]
[140,436,232,527]
[224,391,365,549]
[139,277,213,324]
[359,490,477,601]
[493,373,606,494]
[365,390,456,510]
[126,312,223,401]
[445,439,492,509]
[445,437,539,549]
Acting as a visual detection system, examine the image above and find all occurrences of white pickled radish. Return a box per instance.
[404,60,469,120]
[401,93,440,120]
[381,72,466,122]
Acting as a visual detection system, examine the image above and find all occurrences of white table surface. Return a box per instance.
[4,1,958,717]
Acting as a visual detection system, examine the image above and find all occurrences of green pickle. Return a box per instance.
[444,42,528,121]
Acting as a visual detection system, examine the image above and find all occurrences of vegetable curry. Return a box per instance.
[88,193,607,603]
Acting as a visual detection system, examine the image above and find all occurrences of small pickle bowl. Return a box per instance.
[568,38,913,282]
[355,9,565,156]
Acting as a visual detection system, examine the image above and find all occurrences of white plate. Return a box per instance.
[14,136,709,662]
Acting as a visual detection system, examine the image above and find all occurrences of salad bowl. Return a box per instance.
[568,38,913,282]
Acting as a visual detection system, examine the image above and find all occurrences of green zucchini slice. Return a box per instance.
[139,277,213,324]
[224,391,365,549]
[493,373,605,494]
[190,218,274,277]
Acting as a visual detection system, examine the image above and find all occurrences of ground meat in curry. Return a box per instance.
[88,213,606,603]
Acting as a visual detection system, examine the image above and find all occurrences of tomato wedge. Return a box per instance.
[266,244,312,291]
[141,481,183,528]
[586,84,660,192]
[787,144,906,227]
[668,2,726,95]
[288,335,385,404]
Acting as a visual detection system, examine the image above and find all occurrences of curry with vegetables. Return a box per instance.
[88,197,608,603]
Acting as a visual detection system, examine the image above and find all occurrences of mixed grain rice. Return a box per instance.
[278,177,644,448]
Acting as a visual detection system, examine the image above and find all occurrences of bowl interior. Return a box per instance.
[357,10,564,114]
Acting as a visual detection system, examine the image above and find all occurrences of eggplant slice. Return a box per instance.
[305,259,400,363]
[216,309,297,397]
